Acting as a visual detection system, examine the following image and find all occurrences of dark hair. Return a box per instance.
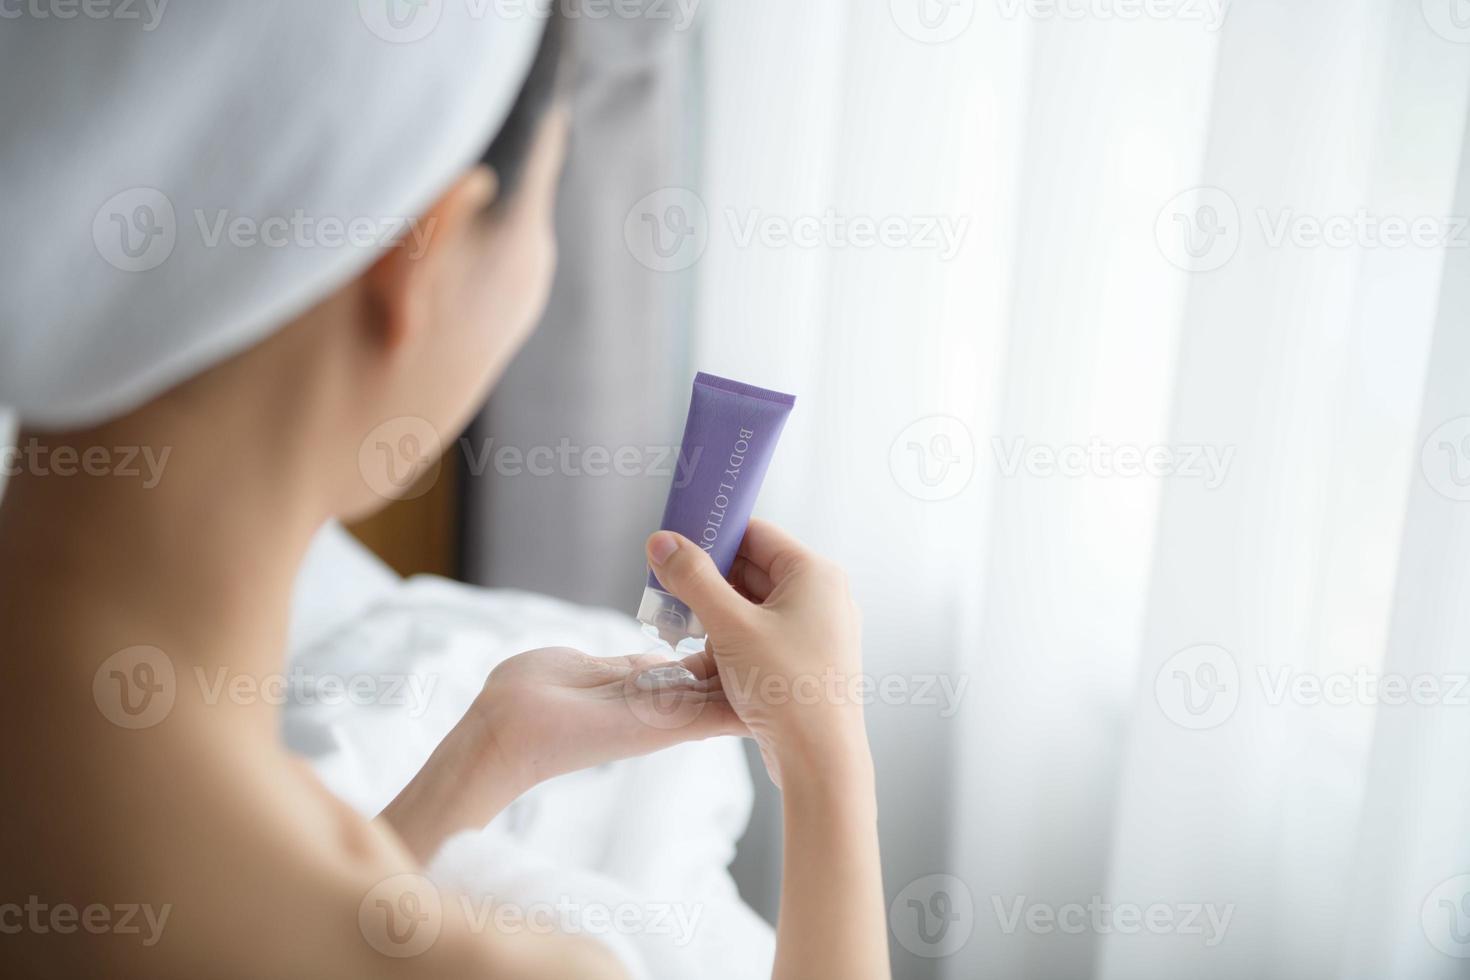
[481,10,567,204]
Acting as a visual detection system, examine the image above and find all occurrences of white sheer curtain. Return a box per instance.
[689,1,1470,977]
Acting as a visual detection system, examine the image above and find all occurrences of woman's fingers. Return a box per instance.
[729,556,774,603]
[646,531,749,632]
[703,698,749,737]
[630,661,724,695]
[737,518,814,586]
[668,696,748,739]
[678,648,722,681]
[644,521,811,616]
[626,673,749,739]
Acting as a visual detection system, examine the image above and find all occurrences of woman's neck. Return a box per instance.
[0,397,332,723]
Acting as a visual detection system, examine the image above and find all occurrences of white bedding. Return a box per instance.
[286,523,775,979]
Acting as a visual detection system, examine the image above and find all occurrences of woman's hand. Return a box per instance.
[472,645,746,790]
[380,645,744,861]
[644,519,869,787]
[645,519,889,980]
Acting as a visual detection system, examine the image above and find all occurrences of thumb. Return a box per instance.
[647,531,747,633]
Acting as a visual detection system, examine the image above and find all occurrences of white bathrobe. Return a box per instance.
[287,524,777,980]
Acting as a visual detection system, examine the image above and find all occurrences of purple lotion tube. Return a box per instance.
[639,372,795,645]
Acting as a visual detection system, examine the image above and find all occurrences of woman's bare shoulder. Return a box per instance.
[0,695,625,980]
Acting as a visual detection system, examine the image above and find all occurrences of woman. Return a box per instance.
[0,5,887,978]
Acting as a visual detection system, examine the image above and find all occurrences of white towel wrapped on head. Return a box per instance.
[0,1,546,429]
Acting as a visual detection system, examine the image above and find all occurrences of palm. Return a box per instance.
[479,646,744,787]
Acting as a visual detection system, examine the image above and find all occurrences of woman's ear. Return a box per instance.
[362,166,500,353]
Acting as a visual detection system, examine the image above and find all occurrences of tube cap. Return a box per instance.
[637,588,705,647]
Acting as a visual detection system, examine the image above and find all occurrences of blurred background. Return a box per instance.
[352,0,1470,977]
